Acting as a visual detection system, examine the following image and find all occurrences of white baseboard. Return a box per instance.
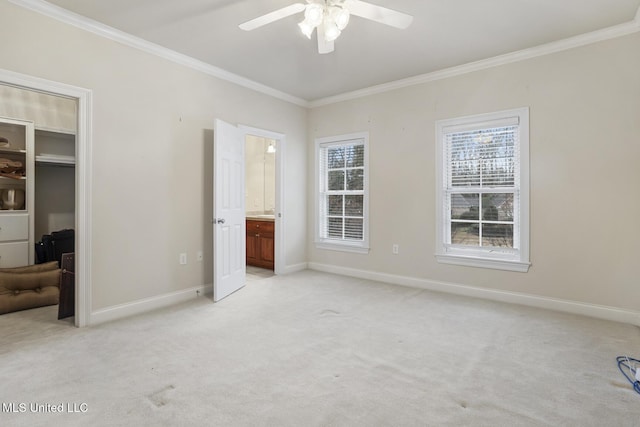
[89,264,312,325]
[307,262,640,326]
[90,284,209,325]
[89,263,309,325]
[281,262,308,275]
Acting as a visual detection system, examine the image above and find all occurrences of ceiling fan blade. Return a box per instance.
[316,25,335,54]
[239,3,306,31]
[343,0,413,29]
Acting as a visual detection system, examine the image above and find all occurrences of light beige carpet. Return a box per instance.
[1,270,639,426]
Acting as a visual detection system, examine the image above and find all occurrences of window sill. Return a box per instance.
[315,241,370,254]
[435,253,530,272]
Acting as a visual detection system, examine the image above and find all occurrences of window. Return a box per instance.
[436,108,530,272]
[315,132,369,253]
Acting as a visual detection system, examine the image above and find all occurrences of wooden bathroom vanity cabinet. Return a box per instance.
[246,218,274,270]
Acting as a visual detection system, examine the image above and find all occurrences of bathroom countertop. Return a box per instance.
[246,215,275,222]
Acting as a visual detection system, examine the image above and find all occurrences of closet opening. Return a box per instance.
[0,72,91,327]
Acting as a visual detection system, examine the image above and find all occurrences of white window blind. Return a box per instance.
[315,133,369,253]
[445,124,520,250]
[319,141,365,241]
[436,108,530,272]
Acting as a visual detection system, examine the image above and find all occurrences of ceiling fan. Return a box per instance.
[239,0,413,54]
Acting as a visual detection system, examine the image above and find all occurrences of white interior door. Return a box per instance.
[213,119,245,301]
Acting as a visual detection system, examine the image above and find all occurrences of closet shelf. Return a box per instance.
[35,126,76,137]
[36,154,75,166]
[0,147,27,155]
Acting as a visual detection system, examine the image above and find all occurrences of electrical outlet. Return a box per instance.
[197,251,203,261]
[392,244,399,255]
[179,253,187,265]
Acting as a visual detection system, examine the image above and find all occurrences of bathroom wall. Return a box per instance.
[245,134,276,215]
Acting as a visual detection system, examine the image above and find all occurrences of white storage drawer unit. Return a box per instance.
[0,241,29,267]
[0,214,29,242]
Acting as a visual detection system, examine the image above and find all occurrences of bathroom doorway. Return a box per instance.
[240,125,285,277]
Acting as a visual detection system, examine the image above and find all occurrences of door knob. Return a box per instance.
[215,218,225,224]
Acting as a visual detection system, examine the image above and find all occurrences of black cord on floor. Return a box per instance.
[616,356,640,395]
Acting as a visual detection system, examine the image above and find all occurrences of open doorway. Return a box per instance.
[245,134,275,280]
[240,126,285,280]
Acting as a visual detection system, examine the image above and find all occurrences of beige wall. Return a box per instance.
[0,1,307,311]
[0,84,77,132]
[308,32,640,311]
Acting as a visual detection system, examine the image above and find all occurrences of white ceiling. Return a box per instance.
[35,0,640,102]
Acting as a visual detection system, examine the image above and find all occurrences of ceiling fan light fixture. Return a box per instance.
[304,3,324,27]
[320,2,348,43]
[323,18,341,42]
[298,19,315,38]
[330,5,350,31]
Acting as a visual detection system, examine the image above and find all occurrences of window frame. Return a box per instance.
[435,108,530,272]
[315,132,370,254]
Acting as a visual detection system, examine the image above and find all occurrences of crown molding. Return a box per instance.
[9,1,640,110]
[309,7,640,108]
[8,0,309,107]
